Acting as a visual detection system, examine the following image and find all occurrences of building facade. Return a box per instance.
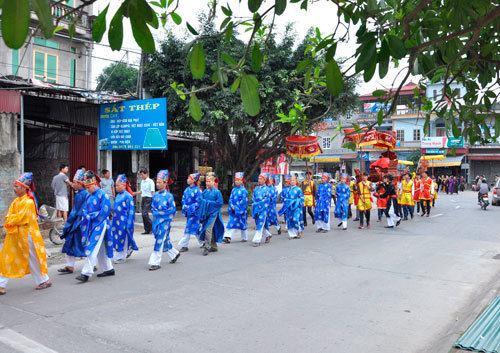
[0,0,94,89]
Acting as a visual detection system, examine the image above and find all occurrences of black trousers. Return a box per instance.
[416,201,421,213]
[141,197,152,233]
[421,200,431,215]
[359,210,370,226]
[303,206,315,225]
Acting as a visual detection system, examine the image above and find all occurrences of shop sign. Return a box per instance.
[421,136,447,148]
[426,148,446,154]
[447,137,464,148]
[99,97,167,150]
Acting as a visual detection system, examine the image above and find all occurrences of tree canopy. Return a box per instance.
[1,0,499,145]
[144,21,359,180]
[96,62,138,94]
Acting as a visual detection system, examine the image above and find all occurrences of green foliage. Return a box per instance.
[1,0,30,49]
[96,62,138,94]
[143,23,359,180]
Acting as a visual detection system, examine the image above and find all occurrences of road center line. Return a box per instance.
[431,213,444,218]
[0,327,58,353]
[456,205,460,209]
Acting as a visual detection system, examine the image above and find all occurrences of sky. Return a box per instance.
[91,0,414,95]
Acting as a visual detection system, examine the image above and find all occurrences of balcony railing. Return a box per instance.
[50,1,91,29]
[357,108,423,120]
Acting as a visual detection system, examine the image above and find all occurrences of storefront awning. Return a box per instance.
[310,154,341,162]
[341,153,359,160]
[422,155,464,167]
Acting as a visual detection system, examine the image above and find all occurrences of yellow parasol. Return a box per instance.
[398,160,414,165]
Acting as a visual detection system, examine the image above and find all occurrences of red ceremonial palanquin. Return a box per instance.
[285,135,322,158]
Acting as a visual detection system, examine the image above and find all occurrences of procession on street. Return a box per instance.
[0,163,477,295]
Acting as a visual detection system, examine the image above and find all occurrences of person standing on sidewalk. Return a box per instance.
[0,173,52,295]
[252,173,272,247]
[334,174,351,230]
[111,174,138,263]
[75,171,115,283]
[148,170,180,271]
[100,169,115,210]
[58,169,89,274]
[178,173,202,252]
[134,168,155,235]
[51,164,72,222]
[314,173,332,233]
[223,172,248,243]
[199,173,225,256]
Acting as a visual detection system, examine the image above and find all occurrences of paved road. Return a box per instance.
[1,191,500,353]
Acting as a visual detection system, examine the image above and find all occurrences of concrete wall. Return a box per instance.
[0,112,21,233]
[470,160,500,183]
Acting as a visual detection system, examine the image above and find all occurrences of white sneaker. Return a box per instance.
[114,258,126,264]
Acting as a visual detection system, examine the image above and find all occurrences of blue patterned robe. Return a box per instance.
[81,188,113,258]
[252,185,270,231]
[279,186,290,223]
[182,185,202,235]
[267,185,280,227]
[198,187,225,242]
[334,183,351,221]
[227,185,248,230]
[314,183,332,223]
[279,185,304,231]
[61,189,89,257]
[152,190,176,252]
[111,191,138,253]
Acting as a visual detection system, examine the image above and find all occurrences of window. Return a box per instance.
[34,51,58,83]
[70,47,77,53]
[12,49,18,75]
[322,136,331,149]
[436,127,446,137]
[34,38,59,49]
[413,129,421,141]
[396,130,405,141]
[70,58,76,86]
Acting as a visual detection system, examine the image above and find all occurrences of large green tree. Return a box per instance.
[144,22,359,181]
[96,62,138,94]
[2,0,499,144]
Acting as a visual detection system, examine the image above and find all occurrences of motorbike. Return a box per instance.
[480,193,489,210]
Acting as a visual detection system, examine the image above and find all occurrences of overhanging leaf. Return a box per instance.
[190,42,206,79]
[325,43,337,62]
[170,12,182,25]
[325,59,343,96]
[495,114,500,138]
[130,17,155,53]
[355,40,376,73]
[387,35,407,59]
[248,0,263,13]
[108,8,124,51]
[240,73,261,116]
[343,141,357,150]
[32,0,54,39]
[251,44,262,73]
[189,94,202,121]
[377,110,384,125]
[92,3,109,42]
[296,58,311,73]
[222,53,237,68]
[186,22,199,35]
[231,77,241,93]
[275,0,287,15]
[373,89,387,97]
[1,0,30,49]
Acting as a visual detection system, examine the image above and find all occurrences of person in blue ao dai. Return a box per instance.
[58,169,88,274]
[75,171,115,283]
[279,174,291,230]
[111,174,139,263]
[266,174,282,235]
[252,173,272,247]
[279,175,304,239]
[334,174,351,230]
[199,174,225,256]
[178,173,202,252]
[314,173,333,233]
[223,172,248,243]
[148,170,180,271]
